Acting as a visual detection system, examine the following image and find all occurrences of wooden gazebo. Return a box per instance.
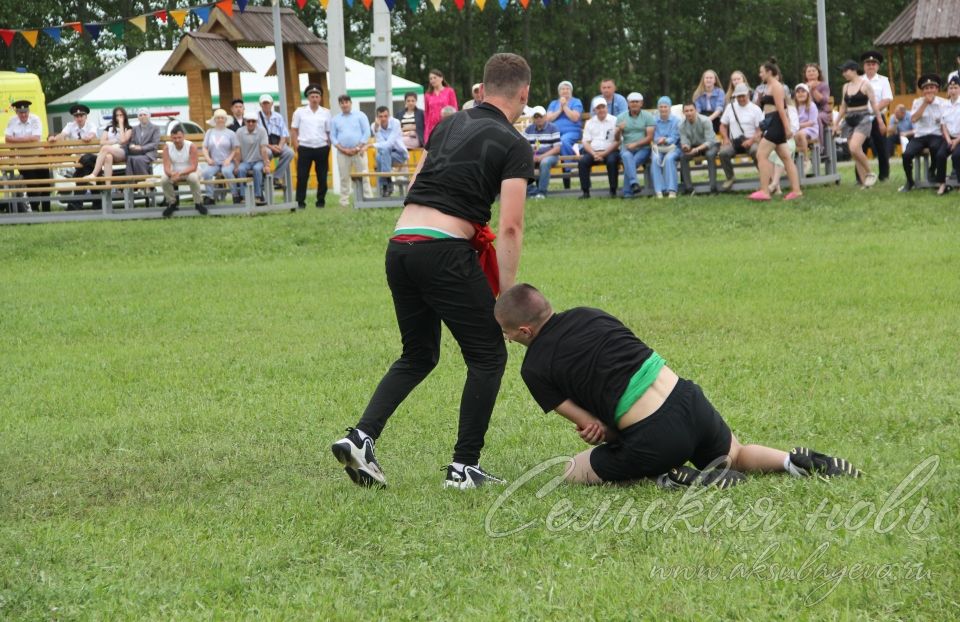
[160,5,331,128]
[874,0,960,94]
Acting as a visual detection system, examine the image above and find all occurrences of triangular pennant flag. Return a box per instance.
[406,0,419,9]
[429,0,441,9]
[296,0,308,8]
[154,10,168,23]
[0,30,16,47]
[384,0,395,8]
[542,0,549,5]
[345,0,354,7]
[170,10,189,27]
[85,24,102,41]
[42,27,62,43]
[193,6,211,23]
[107,22,125,39]
[498,0,508,8]
[362,0,372,9]
[216,0,234,17]
[518,0,529,7]
[21,30,39,47]
[320,0,330,8]
[128,15,147,32]
[453,0,464,9]
[68,22,84,33]
[475,0,485,9]
[237,0,248,12]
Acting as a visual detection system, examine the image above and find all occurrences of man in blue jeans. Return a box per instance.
[370,105,409,197]
[523,106,560,199]
[616,92,655,197]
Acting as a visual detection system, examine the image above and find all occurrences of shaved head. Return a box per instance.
[495,283,553,336]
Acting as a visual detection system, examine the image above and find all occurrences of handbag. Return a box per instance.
[259,111,282,145]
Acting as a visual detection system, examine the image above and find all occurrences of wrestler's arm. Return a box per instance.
[555,399,612,445]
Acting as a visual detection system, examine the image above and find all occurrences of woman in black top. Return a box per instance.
[750,58,802,201]
[832,60,885,188]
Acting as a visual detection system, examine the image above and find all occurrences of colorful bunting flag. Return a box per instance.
[237,0,248,12]
[216,0,234,17]
[193,6,211,23]
[154,10,168,23]
[296,0,308,8]
[453,0,464,9]
[542,0,550,5]
[68,22,84,33]
[128,15,147,32]
[362,0,372,9]
[107,22,124,38]
[0,29,13,46]
[42,27,61,43]
[20,30,38,47]
[429,0,441,9]
[85,24,102,40]
[345,0,354,7]
[384,0,395,9]
[475,0,486,9]
[170,10,189,27]
[519,0,529,7]
[406,0,419,9]
[498,0,508,8]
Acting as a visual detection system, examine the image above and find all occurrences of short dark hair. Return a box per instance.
[338,94,352,103]
[376,106,389,115]
[494,283,552,330]
[231,98,244,106]
[404,91,418,100]
[170,124,184,135]
[682,101,696,109]
[482,53,531,99]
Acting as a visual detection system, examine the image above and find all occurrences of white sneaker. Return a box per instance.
[331,428,386,488]
[443,464,506,490]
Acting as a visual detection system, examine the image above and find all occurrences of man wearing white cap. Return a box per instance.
[718,83,763,190]
[462,83,483,110]
[126,108,161,177]
[523,105,561,198]
[235,110,272,206]
[257,94,294,190]
[578,97,621,199]
[616,92,655,197]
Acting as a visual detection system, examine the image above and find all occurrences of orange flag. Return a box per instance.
[475,0,486,9]
[170,10,189,27]
[21,30,39,47]
[362,0,372,8]
[216,0,234,16]
[67,22,84,33]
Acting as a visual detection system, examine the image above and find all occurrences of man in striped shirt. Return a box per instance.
[523,106,561,198]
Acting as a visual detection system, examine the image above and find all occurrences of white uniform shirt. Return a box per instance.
[59,119,99,141]
[582,115,618,152]
[291,105,331,148]
[941,98,960,137]
[866,73,893,114]
[720,101,764,139]
[5,113,42,140]
[911,96,948,138]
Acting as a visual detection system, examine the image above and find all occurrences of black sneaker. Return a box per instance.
[195,203,208,216]
[787,447,861,478]
[162,202,179,218]
[443,464,506,490]
[578,192,591,200]
[202,196,215,206]
[331,428,386,488]
[656,465,747,490]
[630,182,641,195]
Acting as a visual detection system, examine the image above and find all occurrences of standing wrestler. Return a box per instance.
[494,283,862,486]
[749,58,802,201]
[331,53,534,490]
[861,51,893,182]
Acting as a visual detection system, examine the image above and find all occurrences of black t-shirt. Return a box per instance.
[520,308,655,428]
[405,103,534,224]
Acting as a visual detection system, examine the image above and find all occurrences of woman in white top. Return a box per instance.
[87,107,132,179]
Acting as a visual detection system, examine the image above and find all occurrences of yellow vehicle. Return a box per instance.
[0,71,47,138]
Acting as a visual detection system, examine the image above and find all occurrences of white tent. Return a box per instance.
[48,48,423,132]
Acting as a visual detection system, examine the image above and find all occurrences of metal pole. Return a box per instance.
[816,0,828,77]
[372,0,392,111]
[327,0,347,100]
[271,0,288,122]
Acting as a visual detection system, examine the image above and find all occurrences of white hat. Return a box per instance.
[591,97,608,110]
[242,110,258,121]
[472,83,482,93]
[626,92,643,102]
[259,94,274,104]
[207,108,229,126]
[733,84,750,97]
[530,105,546,117]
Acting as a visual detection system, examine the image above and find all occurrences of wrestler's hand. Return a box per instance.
[576,421,606,445]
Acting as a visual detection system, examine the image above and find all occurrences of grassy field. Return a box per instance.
[1,170,958,620]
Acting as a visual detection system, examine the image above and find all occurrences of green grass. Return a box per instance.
[1,169,958,620]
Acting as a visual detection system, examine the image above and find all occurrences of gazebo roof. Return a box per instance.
[200,5,320,46]
[265,43,331,76]
[159,32,257,75]
[875,0,960,46]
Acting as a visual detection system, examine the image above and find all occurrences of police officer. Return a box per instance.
[861,51,894,182]
[4,100,50,212]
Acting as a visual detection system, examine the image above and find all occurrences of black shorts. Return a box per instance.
[762,112,787,145]
[589,378,733,482]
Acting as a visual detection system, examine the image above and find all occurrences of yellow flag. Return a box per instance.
[320,0,329,7]
[128,15,147,32]
[170,9,189,27]
[429,0,441,9]
[21,30,39,47]
[475,0,485,8]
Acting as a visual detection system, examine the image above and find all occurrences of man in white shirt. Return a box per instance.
[947,51,959,87]
[577,98,620,199]
[50,103,100,192]
[901,74,947,193]
[938,76,960,189]
[718,84,763,190]
[862,50,894,181]
[462,83,483,110]
[4,99,48,212]
[290,83,332,209]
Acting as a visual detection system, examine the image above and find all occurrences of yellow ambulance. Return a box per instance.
[0,71,48,138]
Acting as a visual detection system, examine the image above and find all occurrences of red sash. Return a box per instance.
[470,223,500,296]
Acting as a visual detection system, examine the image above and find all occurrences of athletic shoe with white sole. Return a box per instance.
[443,464,507,490]
[655,465,747,490]
[330,428,387,488]
[787,447,861,478]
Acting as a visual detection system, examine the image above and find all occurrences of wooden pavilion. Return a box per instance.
[874,0,960,95]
